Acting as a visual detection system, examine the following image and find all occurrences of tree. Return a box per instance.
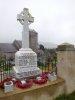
[39,44,45,51]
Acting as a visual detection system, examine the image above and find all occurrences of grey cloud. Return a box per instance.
[0,0,75,45]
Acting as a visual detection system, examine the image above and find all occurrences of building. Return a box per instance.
[13,29,38,52]
[0,43,17,60]
[0,29,38,60]
[29,29,38,52]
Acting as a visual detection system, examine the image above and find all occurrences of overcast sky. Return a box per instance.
[0,0,75,45]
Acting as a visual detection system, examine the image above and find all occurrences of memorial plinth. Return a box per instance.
[13,8,41,79]
[13,48,41,79]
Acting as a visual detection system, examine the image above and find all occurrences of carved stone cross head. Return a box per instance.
[17,8,34,25]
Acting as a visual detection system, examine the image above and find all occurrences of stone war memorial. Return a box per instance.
[13,8,41,79]
[1,8,75,100]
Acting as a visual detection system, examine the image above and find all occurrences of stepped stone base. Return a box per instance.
[13,48,41,79]
[13,67,41,79]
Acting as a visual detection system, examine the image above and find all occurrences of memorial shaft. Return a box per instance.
[22,20,29,48]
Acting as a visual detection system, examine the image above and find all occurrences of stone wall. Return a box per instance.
[29,30,38,52]
[0,78,65,100]
[57,43,75,94]
[5,53,15,60]
[0,52,15,60]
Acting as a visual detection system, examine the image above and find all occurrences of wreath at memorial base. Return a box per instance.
[0,81,4,89]
[0,78,17,89]
[33,77,47,85]
[16,80,32,89]
[42,71,49,79]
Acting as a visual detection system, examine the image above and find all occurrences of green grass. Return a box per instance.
[55,95,66,100]
[38,66,56,72]
[55,91,75,100]
[0,66,12,71]
[38,66,49,70]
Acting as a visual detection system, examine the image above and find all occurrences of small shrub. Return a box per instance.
[55,94,66,100]
[55,91,75,100]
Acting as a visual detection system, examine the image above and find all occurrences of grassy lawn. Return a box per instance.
[38,66,56,72]
[55,91,75,100]
[0,66,12,71]
[38,66,49,70]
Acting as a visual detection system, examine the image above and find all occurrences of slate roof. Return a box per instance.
[13,40,22,50]
[0,29,38,53]
[16,40,22,47]
[0,43,17,53]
